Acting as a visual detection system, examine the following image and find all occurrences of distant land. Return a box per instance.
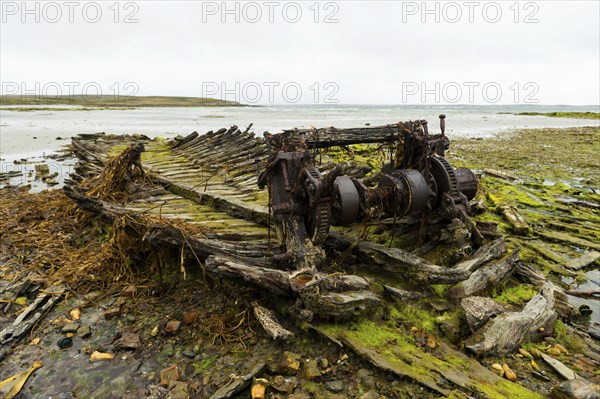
[499,111,600,120]
[0,95,244,108]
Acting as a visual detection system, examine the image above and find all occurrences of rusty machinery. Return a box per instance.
[258,115,479,273]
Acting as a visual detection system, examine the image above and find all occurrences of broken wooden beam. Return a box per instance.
[326,231,471,284]
[464,282,559,356]
[447,249,520,299]
[452,237,507,272]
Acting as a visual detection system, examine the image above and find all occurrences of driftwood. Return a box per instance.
[464,282,559,356]
[447,249,520,299]
[460,296,505,331]
[1,290,63,346]
[515,262,575,318]
[499,205,529,233]
[326,231,470,284]
[383,285,424,301]
[540,353,577,380]
[453,237,507,272]
[483,168,518,181]
[205,256,378,317]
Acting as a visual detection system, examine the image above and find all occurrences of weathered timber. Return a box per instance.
[565,250,600,270]
[63,185,276,267]
[1,290,63,346]
[447,249,520,299]
[152,175,270,226]
[317,291,380,318]
[205,256,291,295]
[499,205,529,233]
[461,296,505,331]
[326,231,471,284]
[465,282,559,356]
[540,353,578,380]
[537,230,600,251]
[383,285,424,301]
[453,237,507,272]
[515,261,576,318]
[482,168,518,181]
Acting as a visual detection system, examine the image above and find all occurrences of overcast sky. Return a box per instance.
[1,0,599,105]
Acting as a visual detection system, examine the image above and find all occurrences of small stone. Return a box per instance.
[516,354,524,358]
[115,332,141,350]
[77,324,92,338]
[165,320,181,335]
[62,323,80,334]
[532,371,551,382]
[325,380,344,392]
[150,326,159,337]
[502,363,517,382]
[103,307,121,320]
[360,391,380,399]
[168,381,189,399]
[281,351,301,375]
[531,359,540,371]
[303,359,321,380]
[90,351,114,362]
[160,365,180,387]
[271,375,296,393]
[182,311,198,326]
[182,349,196,359]
[427,335,437,349]
[57,337,73,350]
[356,369,375,389]
[318,357,329,369]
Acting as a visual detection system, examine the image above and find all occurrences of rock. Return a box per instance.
[325,380,345,392]
[182,349,196,359]
[280,351,301,375]
[61,323,80,334]
[533,370,551,382]
[168,381,190,399]
[461,296,505,330]
[114,332,141,350]
[360,392,380,399]
[541,353,577,380]
[356,369,375,389]
[165,320,181,335]
[318,357,328,369]
[531,359,540,370]
[150,325,159,337]
[271,375,296,393]
[502,363,517,382]
[551,378,600,399]
[77,325,92,338]
[103,307,121,320]
[57,337,73,349]
[160,365,181,387]
[182,311,198,326]
[303,359,321,380]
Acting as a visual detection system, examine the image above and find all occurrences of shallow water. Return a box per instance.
[1,104,598,161]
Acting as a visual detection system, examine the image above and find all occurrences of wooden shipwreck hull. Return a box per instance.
[62,123,597,399]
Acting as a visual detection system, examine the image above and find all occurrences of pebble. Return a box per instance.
[77,325,92,338]
[491,363,504,376]
[360,391,380,399]
[182,311,198,326]
[271,375,296,393]
[325,380,345,392]
[61,323,80,334]
[182,349,196,359]
[519,348,534,360]
[103,307,121,320]
[159,365,180,387]
[303,359,321,380]
[165,320,181,335]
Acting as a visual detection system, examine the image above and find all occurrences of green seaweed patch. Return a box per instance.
[492,284,537,306]
[554,320,585,353]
